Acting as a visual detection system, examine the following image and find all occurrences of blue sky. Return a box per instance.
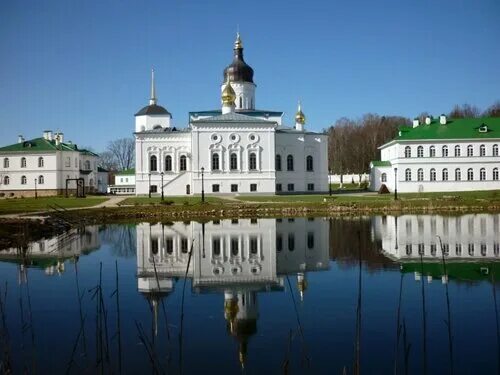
[1,0,499,151]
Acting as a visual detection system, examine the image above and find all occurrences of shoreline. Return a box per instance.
[1,200,500,250]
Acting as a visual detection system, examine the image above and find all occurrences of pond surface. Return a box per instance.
[0,214,499,374]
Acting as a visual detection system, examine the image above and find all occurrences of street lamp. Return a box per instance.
[148,172,151,199]
[34,178,38,199]
[160,172,164,201]
[201,167,205,203]
[394,167,398,200]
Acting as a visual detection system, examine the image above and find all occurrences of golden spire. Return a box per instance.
[295,101,306,125]
[234,32,243,49]
[221,77,236,106]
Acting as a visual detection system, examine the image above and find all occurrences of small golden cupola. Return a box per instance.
[295,101,306,131]
[221,78,236,113]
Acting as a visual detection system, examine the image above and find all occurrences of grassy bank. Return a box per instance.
[0,196,108,215]
[120,196,226,206]
[50,190,500,225]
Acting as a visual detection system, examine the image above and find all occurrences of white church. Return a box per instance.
[134,34,328,196]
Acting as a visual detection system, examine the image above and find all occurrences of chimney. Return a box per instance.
[58,132,64,143]
[55,133,61,146]
[425,116,432,125]
[439,114,447,125]
[412,118,419,128]
[47,130,53,141]
[18,135,24,143]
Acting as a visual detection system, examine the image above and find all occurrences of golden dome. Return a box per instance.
[295,102,306,125]
[221,79,236,106]
[224,298,239,321]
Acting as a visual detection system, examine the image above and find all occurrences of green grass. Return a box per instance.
[234,190,500,206]
[0,196,108,214]
[120,196,228,206]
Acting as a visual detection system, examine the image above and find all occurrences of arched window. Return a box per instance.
[239,97,242,108]
[230,153,238,170]
[84,160,91,170]
[442,168,448,181]
[89,178,93,186]
[455,168,461,181]
[429,146,435,157]
[494,168,499,181]
[405,168,411,181]
[480,168,486,181]
[21,157,26,168]
[306,155,313,171]
[455,145,461,157]
[179,155,187,171]
[275,154,281,171]
[288,233,295,251]
[287,155,294,171]
[307,232,315,249]
[249,152,257,170]
[3,158,9,168]
[417,146,424,158]
[150,155,157,172]
[430,168,436,181]
[480,144,486,157]
[21,175,27,185]
[381,173,387,182]
[151,239,159,255]
[39,175,44,184]
[442,145,448,157]
[417,168,424,181]
[165,155,172,171]
[467,168,474,181]
[3,176,9,185]
[404,146,411,158]
[212,153,220,171]
[38,157,44,168]
[494,144,499,156]
[467,145,473,157]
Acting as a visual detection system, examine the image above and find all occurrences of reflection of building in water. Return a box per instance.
[136,218,330,367]
[372,214,500,281]
[0,226,101,282]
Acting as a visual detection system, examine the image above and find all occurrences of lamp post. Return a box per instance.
[201,167,205,203]
[34,178,38,199]
[160,172,164,201]
[148,172,151,199]
[394,167,398,200]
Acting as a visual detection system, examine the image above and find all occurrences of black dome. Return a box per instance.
[135,104,171,117]
[223,45,254,83]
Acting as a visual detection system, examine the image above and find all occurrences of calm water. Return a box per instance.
[0,215,499,374]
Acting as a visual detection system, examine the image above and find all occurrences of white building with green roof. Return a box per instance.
[370,115,500,193]
[0,131,102,197]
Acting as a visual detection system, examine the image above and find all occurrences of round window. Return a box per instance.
[250,135,255,141]
[231,135,237,141]
[212,134,218,141]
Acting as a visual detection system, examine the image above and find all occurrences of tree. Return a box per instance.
[106,138,135,171]
[99,151,119,171]
[483,101,500,117]
[448,103,480,119]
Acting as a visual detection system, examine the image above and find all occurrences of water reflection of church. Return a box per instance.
[136,218,330,367]
[372,214,500,281]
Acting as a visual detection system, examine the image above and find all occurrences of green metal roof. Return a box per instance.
[116,168,135,175]
[371,160,392,167]
[0,137,99,156]
[396,117,500,141]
